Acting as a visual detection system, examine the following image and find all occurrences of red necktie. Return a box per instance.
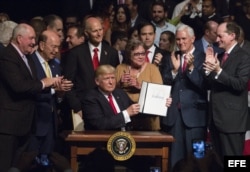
[108,94,117,114]
[92,48,99,70]
[145,50,150,63]
[182,55,187,72]
[221,53,229,65]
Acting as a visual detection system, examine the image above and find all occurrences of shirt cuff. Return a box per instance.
[41,80,45,89]
[205,71,210,76]
[123,110,131,123]
[215,68,222,79]
[171,70,178,79]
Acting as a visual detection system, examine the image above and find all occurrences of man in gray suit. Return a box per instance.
[203,21,250,160]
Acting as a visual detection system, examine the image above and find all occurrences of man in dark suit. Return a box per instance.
[161,24,208,170]
[203,22,250,160]
[137,21,171,75]
[0,23,62,171]
[194,20,223,54]
[82,64,140,130]
[62,17,119,129]
[29,30,73,165]
[125,0,148,28]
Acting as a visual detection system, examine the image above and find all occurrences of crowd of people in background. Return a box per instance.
[0,0,250,171]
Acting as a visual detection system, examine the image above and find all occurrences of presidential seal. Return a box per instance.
[107,131,136,161]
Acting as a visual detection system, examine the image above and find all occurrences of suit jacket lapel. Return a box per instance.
[84,43,95,72]
[9,45,33,79]
[222,45,239,67]
[113,89,125,111]
[31,53,46,79]
[97,89,115,114]
[49,60,60,77]
[100,43,109,64]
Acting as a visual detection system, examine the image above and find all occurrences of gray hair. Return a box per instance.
[0,20,17,46]
[12,23,32,40]
[176,24,195,37]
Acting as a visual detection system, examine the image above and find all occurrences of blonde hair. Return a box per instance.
[95,65,115,79]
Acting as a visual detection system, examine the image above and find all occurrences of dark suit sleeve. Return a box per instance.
[0,50,42,95]
[0,46,43,136]
[62,49,82,112]
[159,50,173,86]
[185,52,207,91]
[216,51,250,91]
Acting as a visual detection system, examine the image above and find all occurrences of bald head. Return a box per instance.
[204,20,219,43]
[84,17,104,46]
[38,30,60,61]
[43,30,60,40]
[207,20,218,29]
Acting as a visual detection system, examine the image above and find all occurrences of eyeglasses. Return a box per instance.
[133,52,146,57]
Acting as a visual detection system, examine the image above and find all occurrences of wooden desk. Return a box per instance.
[62,131,174,172]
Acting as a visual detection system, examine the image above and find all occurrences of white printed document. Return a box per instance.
[138,81,171,116]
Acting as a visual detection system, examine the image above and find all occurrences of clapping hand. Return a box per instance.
[185,53,194,71]
[56,78,73,91]
[153,53,163,66]
[120,70,131,84]
[128,76,141,89]
[41,76,63,88]
[203,47,220,73]
[171,51,181,74]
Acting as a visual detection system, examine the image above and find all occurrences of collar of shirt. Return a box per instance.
[88,42,102,58]
[98,88,121,113]
[118,50,123,64]
[182,47,195,58]
[36,51,47,65]
[11,42,25,58]
[151,21,169,29]
[207,13,216,19]
[131,14,138,27]
[35,51,51,75]
[35,51,55,94]
[201,37,211,52]
[226,42,237,54]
